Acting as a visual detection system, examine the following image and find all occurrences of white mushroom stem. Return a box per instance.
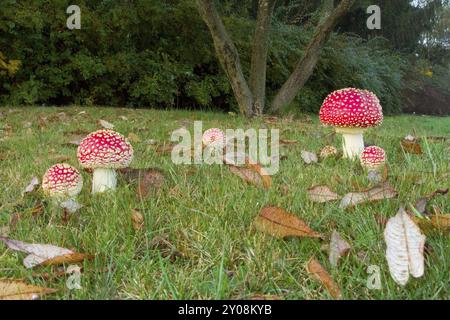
[336,127,366,159]
[92,168,117,193]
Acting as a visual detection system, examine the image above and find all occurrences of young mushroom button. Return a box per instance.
[319,88,383,159]
[360,146,386,171]
[42,163,83,201]
[77,129,133,194]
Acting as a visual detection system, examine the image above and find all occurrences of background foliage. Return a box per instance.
[0,0,448,113]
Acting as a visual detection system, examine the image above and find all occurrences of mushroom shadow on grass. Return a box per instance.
[77,129,134,194]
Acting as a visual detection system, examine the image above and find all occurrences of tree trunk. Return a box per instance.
[196,0,254,117]
[249,0,275,116]
[270,0,355,113]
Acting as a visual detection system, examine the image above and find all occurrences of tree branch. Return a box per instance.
[270,0,355,113]
[196,0,254,116]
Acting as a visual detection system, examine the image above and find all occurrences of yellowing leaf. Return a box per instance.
[384,208,426,286]
[254,206,323,239]
[131,209,144,231]
[97,119,115,129]
[0,279,56,300]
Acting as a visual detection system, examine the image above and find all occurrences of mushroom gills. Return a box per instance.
[336,127,365,159]
[92,168,117,193]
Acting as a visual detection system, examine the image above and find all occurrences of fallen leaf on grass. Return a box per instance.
[329,231,351,267]
[155,143,175,154]
[0,279,56,300]
[0,237,91,268]
[150,235,184,261]
[131,209,144,231]
[97,119,114,129]
[401,136,422,154]
[384,208,425,286]
[319,146,338,159]
[411,214,450,235]
[339,182,398,209]
[306,257,342,299]
[254,206,323,239]
[22,177,39,195]
[301,150,318,164]
[119,168,165,198]
[307,185,341,203]
[229,163,272,189]
[412,189,448,216]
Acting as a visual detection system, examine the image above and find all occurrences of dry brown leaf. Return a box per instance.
[329,231,351,267]
[0,279,56,300]
[229,163,272,189]
[131,209,144,231]
[119,168,165,198]
[254,206,323,239]
[340,182,398,209]
[412,214,450,235]
[280,139,298,145]
[306,257,342,299]
[412,189,449,216]
[401,138,422,154]
[39,252,93,267]
[307,185,341,203]
[155,143,175,154]
[150,235,184,261]
[0,237,90,268]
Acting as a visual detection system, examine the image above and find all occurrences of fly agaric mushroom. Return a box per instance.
[42,163,83,201]
[360,146,386,171]
[320,145,338,160]
[77,129,133,193]
[202,128,225,149]
[319,88,383,159]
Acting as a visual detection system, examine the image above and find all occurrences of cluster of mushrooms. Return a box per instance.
[319,88,387,172]
[42,130,134,203]
[41,87,386,204]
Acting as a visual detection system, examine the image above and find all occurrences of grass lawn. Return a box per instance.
[0,106,449,300]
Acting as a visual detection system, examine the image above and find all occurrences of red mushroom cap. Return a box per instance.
[77,130,133,169]
[202,128,225,147]
[42,163,83,198]
[319,88,383,128]
[360,146,386,169]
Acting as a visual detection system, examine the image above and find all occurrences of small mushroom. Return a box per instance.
[320,146,338,160]
[77,129,133,194]
[360,146,386,171]
[202,128,225,149]
[42,163,83,201]
[319,88,383,159]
